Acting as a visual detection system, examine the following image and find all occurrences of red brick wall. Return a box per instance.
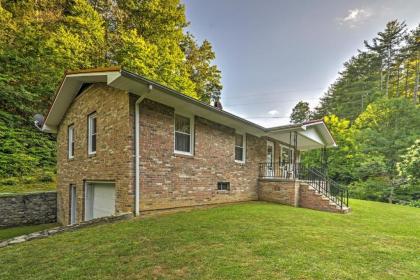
[258,180,348,213]
[56,84,325,223]
[56,84,134,224]
[138,99,266,210]
[258,179,297,206]
[299,183,345,213]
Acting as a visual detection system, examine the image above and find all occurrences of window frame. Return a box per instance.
[234,132,246,163]
[69,184,77,225]
[87,112,97,155]
[68,124,75,159]
[217,182,230,191]
[280,144,294,165]
[174,112,194,156]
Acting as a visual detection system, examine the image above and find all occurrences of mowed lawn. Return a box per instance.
[0,200,419,280]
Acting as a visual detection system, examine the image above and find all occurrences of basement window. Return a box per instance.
[217,182,230,191]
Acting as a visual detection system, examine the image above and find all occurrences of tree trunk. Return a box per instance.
[380,62,383,93]
[396,66,400,97]
[388,183,394,204]
[386,48,391,98]
[414,59,419,104]
[405,62,409,97]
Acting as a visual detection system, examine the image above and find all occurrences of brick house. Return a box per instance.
[42,67,349,225]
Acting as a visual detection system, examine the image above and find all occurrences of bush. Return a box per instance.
[38,171,55,183]
[408,200,420,208]
[349,177,391,202]
[0,177,19,186]
[22,176,37,184]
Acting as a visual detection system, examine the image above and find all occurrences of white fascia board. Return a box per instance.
[43,71,121,133]
[41,124,57,133]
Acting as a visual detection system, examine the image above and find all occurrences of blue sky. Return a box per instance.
[183,0,420,126]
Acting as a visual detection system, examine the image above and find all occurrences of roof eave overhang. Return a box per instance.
[42,68,337,151]
[42,69,122,132]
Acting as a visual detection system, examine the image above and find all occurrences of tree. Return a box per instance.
[181,33,222,103]
[402,24,420,104]
[364,20,407,98]
[397,140,420,189]
[353,98,419,203]
[290,101,311,123]
[300,114,357,183]
[313,51,382,121]
[0,0,223,179]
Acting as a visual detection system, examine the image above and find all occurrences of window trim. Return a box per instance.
[69,184,77,225]
[217,182,230,191]
[87,112,97,155]
[68,124,74,159]
[234,132,246,163]
[174,112,194,156]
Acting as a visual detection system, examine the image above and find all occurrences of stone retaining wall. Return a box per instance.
[0,192,57,227]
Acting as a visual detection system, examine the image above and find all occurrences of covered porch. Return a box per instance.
[260,120,335,179]
[258,120,349,210]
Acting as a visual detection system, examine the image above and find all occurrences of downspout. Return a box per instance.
[134,85,153,216]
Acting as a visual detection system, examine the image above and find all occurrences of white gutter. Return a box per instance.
[134,85,153,216]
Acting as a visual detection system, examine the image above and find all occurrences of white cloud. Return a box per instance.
[339,9,372,28]
[268,110,279,116]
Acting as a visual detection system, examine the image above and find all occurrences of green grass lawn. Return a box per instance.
[0,223,59,241]
[0,181,55,195]
[0,200,419,280]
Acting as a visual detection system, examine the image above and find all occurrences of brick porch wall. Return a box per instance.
[258,179,298,206]
[258,179,348,213]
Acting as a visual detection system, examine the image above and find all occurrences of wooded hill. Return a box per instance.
[0,0,222,184]
[291,21,419,206]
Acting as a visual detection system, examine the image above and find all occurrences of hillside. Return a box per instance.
[0,0,221,188]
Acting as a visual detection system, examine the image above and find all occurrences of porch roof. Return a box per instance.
[42,67,336,151]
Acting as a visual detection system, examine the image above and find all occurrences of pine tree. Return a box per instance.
[364,20,407,98]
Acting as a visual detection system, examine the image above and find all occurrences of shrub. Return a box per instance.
[0,177,19,186]
[38,171,55,183]
[408,200,420,208]
[22,176,37,184]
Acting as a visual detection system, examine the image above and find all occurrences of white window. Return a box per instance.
[68,125,74,159]
[88,113,97,155]
[280,146,294,165]
[174,114,193,155]
[235,133,246,163]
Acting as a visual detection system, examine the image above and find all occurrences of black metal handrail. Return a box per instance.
[297,165,348,209]
[258,162,349,209]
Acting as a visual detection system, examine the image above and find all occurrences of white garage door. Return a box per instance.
[85,182,115,221]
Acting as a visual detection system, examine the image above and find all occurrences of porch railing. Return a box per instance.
[258,162,349,208]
